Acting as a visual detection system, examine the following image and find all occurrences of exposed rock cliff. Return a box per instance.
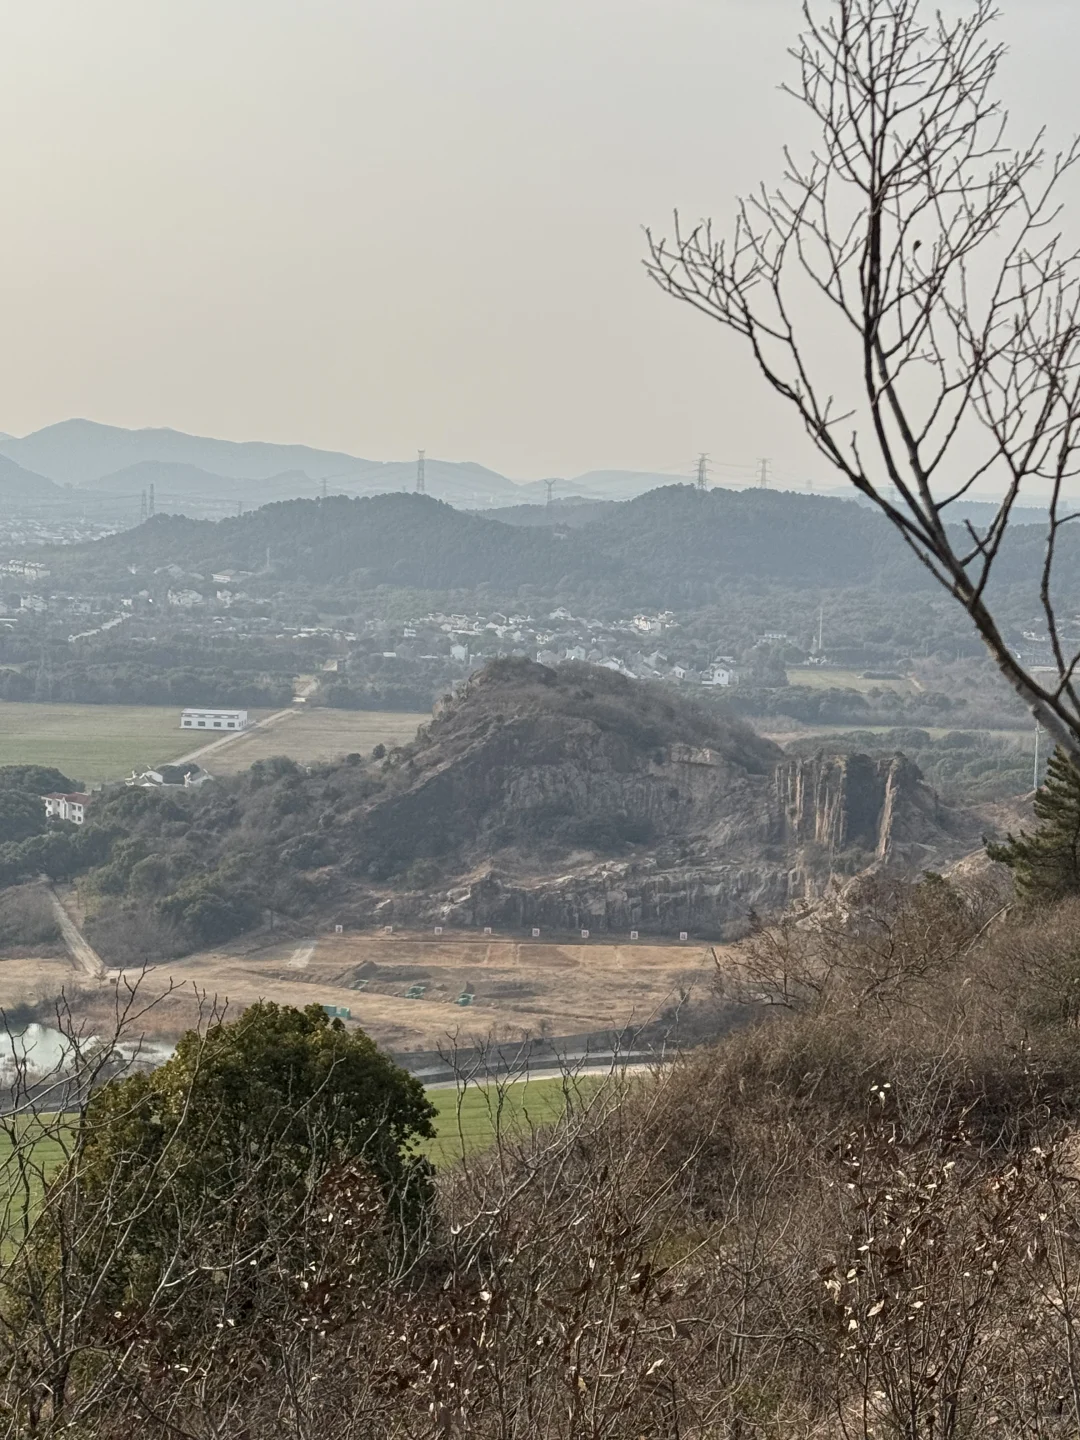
[774,751,950,862]
[325,661,978,938]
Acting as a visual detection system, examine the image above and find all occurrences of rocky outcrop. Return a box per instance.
[773,752,949,862]
[321,662,980,937]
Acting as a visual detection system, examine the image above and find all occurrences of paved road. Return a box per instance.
[422,1060,664,1090]
[47,887,105,980]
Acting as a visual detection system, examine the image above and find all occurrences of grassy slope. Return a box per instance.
[207,708,427,776]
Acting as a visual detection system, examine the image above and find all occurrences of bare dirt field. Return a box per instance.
[204,708,428,776]
[0,930,722,1056]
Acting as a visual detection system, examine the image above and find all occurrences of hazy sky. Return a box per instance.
[0,1,1075,482]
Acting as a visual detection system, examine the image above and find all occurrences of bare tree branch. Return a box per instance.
[645,0,1080,764]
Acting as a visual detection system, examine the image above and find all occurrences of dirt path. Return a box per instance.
[287,943,316,970]
[172,707,298,767]
[47,887,105,980]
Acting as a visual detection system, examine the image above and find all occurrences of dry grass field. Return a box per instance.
[785,666,915,693]
[0,702,428,785]
[202,707,427,775]
[0,702,216,784]
[0,929,719,1055]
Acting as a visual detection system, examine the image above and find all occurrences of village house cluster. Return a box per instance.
[367,607,739,688]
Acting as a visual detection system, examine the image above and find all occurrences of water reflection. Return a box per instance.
[0,1025,174,1078]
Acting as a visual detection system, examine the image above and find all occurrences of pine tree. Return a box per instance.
[988,747,1080,902]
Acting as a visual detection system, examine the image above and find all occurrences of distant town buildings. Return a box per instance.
[703,663,735,688]
[167,588,204,608]
[0,560,50,581]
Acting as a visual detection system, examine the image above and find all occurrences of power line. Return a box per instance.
[148,483,156,517]
[140,490,147,524]
[758,458,771,488]
[696,453,709,492]
[544,479,556,508]
[416,449,426,495]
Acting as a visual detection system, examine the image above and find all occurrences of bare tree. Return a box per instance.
[646,0,1080,763]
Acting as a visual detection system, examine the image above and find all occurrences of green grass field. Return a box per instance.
[0,1077,608,1243]
[786,666,915,693]
[0,702,209,784]
[0,1116,71,1251]
[0,701,429,787]
[422,1075,606,1168]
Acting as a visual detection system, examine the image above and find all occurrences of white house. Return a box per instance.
[702,664,735,688]
[180,708,251,732]
[43,792,91,825]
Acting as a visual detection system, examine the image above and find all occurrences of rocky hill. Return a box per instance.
[353,667,976,935]
[19,660,983,962]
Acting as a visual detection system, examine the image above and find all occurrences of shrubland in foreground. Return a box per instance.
[1,870,1080,1436]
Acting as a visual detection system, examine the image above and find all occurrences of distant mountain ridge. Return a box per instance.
[0,420,699,512]
[40,485,933,600]
[0,420,1067,521]
[35,483,1074,618]
[0,455,66,502]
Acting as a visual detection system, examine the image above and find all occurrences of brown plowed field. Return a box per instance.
[0,930,723,1053]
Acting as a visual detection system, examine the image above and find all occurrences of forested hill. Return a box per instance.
[38,484,1070,606]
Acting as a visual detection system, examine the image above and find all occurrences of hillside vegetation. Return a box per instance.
[38,486,1078,616]
[9,878,1080,1436]
[34,487,927,599]
[0,663,776,957]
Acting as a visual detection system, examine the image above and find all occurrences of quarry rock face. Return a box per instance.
[335,665,976,937]
[773,751,944,862]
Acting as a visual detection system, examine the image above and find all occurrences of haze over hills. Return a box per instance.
[0,421,1065,527]
[0,455,66,502]
[0,420,689,514]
